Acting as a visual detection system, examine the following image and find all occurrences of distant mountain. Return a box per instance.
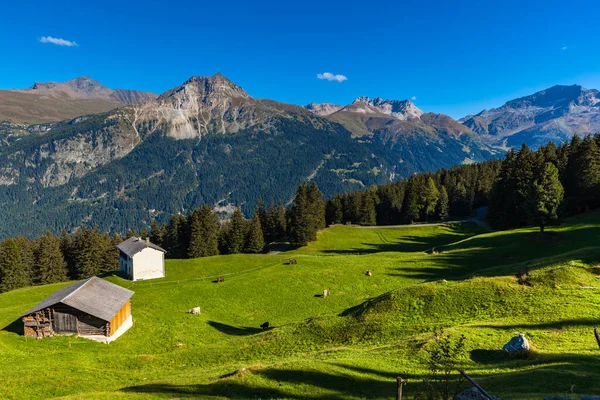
[0,76,156,124]
[304,102,343,116]
[0,74,498,238]
[461,85,600,149]
[307,97,497,174]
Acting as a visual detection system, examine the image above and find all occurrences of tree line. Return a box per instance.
[3,134,600,293]
[0,227,121,293]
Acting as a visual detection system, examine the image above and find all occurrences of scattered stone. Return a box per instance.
[188,307,201,315]
[365,270,372,276]
[502,333,530,354]
[175,343,185,348]
[454,387,502,400]
[289,258,297,265]
[260,321,270,330]
[323,289,330,297]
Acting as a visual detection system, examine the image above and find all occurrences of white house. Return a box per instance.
[117,237,166,281]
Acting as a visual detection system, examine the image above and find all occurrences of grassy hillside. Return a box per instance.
[1,218,600,399]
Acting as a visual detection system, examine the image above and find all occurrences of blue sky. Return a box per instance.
[1,0,599,118]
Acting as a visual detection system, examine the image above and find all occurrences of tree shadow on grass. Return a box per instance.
[472,318,600,331]
[389,225,600,282]
[318,224,483,255]
[2,318,23,335]
[207,320,264,336]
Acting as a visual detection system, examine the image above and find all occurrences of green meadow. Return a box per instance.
[1,216,600,399]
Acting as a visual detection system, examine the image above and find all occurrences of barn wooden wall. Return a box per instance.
[110,300,131,336]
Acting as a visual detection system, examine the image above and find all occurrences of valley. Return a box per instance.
[2,213,600,399]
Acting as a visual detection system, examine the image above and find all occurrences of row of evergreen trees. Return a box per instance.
[0,227,121,293]
[145,183,325,258]
[325,160,502,226]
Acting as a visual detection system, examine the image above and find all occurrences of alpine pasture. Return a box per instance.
[1,216,600,399]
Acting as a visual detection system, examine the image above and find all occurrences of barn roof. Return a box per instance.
[117,237,166,257]
[21,277,134,322]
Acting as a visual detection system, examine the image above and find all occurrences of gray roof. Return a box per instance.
[117,237,166,257]
[21,277,134,322]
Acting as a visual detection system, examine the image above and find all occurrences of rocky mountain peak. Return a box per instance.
[304,102,344,116]
[160,73,250,103]
[352,96,423,120]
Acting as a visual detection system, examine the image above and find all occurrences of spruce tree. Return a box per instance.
[288,183,314,245]
[35,231,68,284]
[226,207,247,254]
[188,206,219,258]
[245,216,265,253]
[421,177,440,221]
[359,191,377,226]
[531,162,564,233]
[437,186,450,221]
[60,228,76,278]
[325,196,344,226]
[150,220,166,247]
[0,238,29,292]
[274,201,287,242]
[402,177,421,223]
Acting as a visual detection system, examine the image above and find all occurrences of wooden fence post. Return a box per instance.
[396,376,405,400]
[594,327,600,349]
[458,369,493,400]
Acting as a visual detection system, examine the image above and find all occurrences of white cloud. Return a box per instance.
[317,72,347,83]
[561,46,568,50]
[39,36,78,47]
[411,96,417,100]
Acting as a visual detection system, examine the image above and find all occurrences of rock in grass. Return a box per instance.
[502,333,530,354]
[188,307,201,315]
[454,387,502,400]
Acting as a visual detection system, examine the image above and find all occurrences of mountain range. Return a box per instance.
[0,74,598,238]
[0,76,156,124]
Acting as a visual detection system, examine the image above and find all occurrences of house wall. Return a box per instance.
[131,247,164,281]
[109,300,131,336]
[119,251,133,279]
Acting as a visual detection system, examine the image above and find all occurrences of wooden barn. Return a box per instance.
[20,277,134,343]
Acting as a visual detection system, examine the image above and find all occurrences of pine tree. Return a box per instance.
[15,236,35,285]
[225,207,247,254]
[358,191,377,226]
[307,182,326,231]
[437,186,450,221]
[274,201,287,242]
[255,197,267,236]
[188,206,219,258]
[402,177,421,223]
[150,220,166,247]
[60,228,76,278]
[0,238,29,292]
[72,227,112,278]
[35,231,68,284]
[288,183,315,245]
[325,195,344,226]
[421,177,440,221]
[531,162,564,233]
[245,216,265,253]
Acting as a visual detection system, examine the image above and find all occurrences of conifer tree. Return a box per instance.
[437,186,450,221]
[150,220,166,247]
[325,195,344,226]
[421,177,440,220]
[245,216,265,253]
[0,238,30,292]
[531,162,564,233]
[358,191,377,226]
[60,228,76,278]
[225,207,247,254]
[72,227,112,278]
[16,236,35,285]
[35,231,68,284]
[288,183,315,245]
[307,182,326,231]
[402,177,421,223]
[188,206,219,257]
